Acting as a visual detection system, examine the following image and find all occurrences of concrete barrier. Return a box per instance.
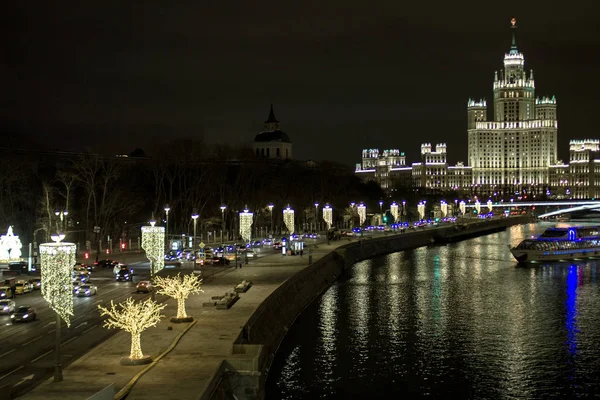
[203,216,532,399]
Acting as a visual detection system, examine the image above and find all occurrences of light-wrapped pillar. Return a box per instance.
[459,201,466,215]
[322,205,333,230]
[390,202,399,223]
[141,224,165,276]
[40,239,75,326]
[239,209,253,242]
[440,201,448,217]
[487,199,493,212]
[357,203,366,226]
[283,207,295,234]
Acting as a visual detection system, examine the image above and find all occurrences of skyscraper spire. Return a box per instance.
[509,18,518,54]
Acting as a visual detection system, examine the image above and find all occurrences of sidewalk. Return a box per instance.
[21,240,349,399]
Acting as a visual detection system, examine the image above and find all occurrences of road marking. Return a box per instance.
[81,324,98,335]
[0,349,15,358]
[93,300,103,305]
[48,329,55,333]
[13,374,34,387]
[43,321,56,328]
[0,365,23,381]
[60,335,78,347]
[75,322,88,329]
[31,350,52,363]
[22,336,42,346]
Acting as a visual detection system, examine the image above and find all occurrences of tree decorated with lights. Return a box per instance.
[283,206,295,234]
[98,298,166,364]
[153,273,203,322]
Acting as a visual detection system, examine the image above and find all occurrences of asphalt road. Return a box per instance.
[0,256,160,399]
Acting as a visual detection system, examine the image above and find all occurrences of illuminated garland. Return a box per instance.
[417,202,425,220]
[153,273,203,319]
[459,201,466,215]
[40,242,76,326]
[322,205,333,230]
[98,298,165,360]
[283,207,295,234]
[239,209,253,242]
[475,200,481,214]
[357,204,366,226]
[440,201,448,217]
[390,202,399,223]
[487,199,493,212]
[141,225,165,275]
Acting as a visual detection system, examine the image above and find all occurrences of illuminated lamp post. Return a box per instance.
[379,200,383,215]
[487,199,493,213]
[475,200,481,215]
[164,205,170,252]
[40,233,75,382]
[314,203,319,232]
[220,205,226,242]
[268,204,274,236]
[239,208,253,243]
[191,210,199,251]
[440,200,448,218]
[390,202,398,223]
[459,200,466,216]
[141,219,165,301]
[357,203,366,226]
[402,200,406,222]
[283,206,295,235]
[417,202,425,220]
[322,204,333,230]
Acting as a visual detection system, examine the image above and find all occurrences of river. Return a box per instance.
[266,222,600,399]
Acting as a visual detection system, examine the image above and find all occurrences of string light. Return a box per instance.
[390,202,399,222]
[357,203,366,226]
[283,206,295,234]
[322,205,333,230]
[98,298,165,360]
[40,239,76,326]
[152,273,203,319]
[239,209,253,242]
[141,225,165,275]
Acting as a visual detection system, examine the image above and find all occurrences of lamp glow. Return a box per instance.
[239,209,254,242]
[322,205,333,230]
[283,207,295,234]
[98,298,165,360]
[141,225,165,275]
[357,203,366,226]
[152,273,203,319]
[40,240,76,326]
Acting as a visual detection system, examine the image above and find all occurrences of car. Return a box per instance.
[75,263,95,272]
[72,273,90,284]
[212,256,230,265]
[11,306,36,323]
[113,264,133,276]
[95,259,115,268]
[75,284,97,296]
[136,281,153,293]
[29,278,42,290]
[14,280,33,295]
[116,270,132,282]
[0,299,16,314]
[0,286,14,299]
[7,261,29,273]
[74,266,90,275]
[72,282,81,293]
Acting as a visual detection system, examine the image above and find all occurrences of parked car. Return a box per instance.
[11,306,36,323]
[75,284,97,297]
[0,299,16,314]
[14,280,33,295]
[136,281,153,293]
[0,286,14,299]
[29,278,42,290]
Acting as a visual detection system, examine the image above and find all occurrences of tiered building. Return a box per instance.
[549,140,600,199]
[467,18,557,196]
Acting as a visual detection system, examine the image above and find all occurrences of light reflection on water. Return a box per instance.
[266,223,600,399]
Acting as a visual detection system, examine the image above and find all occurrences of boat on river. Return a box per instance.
[510,226,600,263]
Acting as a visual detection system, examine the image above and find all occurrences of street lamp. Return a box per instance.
[220,205,226,242]
[402,200,406,222]
[191,210,199,251]
[379,200,383,214]
[268,204,274,236]
[164,205,170,251]
[314,202,319,232]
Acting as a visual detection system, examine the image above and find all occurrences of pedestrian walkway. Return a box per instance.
[21,240,349,399]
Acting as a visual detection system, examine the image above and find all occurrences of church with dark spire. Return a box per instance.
[253,105,293,160]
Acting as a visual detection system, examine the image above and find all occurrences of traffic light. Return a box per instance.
[84,252,89,259]
[121,243,126,250]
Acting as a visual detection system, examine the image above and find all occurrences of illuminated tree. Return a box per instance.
[98,298,165,362]
[153,273,203,321]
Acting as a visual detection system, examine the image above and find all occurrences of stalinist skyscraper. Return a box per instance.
[467,18,558,196]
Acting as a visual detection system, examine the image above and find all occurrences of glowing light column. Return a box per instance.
[283,206,295,234]
[475,200,481,215]
[40,233,75,382]
[487,199,493,212]
[322,204,333,230]
[239,208,253,242]
[417,202,425,220]
[141,220,165,301]
[390,202,399,223]
[440,200,448,218]
[459,201,466,215]
[357,203,366,226]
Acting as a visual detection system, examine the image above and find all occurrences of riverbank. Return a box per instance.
[20,216,530,400]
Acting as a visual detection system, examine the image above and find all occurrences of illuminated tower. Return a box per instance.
[468,18,558,196]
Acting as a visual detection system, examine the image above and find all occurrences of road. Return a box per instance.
[0,256,162,398]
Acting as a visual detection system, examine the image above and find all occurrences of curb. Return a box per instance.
[114,319,197,400]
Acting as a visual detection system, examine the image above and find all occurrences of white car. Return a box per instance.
[75,284,97,297]
[0,299,16,314]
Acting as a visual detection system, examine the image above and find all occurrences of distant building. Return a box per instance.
[253,105,292,160]
[549,140,600,200]
[467,18,557,196]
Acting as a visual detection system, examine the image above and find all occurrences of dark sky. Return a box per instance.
[3,2,600,165]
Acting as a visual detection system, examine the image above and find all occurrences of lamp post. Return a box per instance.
[192,210,199,251]
[379,200,383,214]
[268,204,274,236]
[40,233,75,382]
[314,203,319,232]
[220,205,226,242]
[164,205,170,252]
[55,210,68,233]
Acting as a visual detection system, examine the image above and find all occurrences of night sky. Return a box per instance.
[3,2,600,166]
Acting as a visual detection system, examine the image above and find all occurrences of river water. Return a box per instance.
[266,222,600,399]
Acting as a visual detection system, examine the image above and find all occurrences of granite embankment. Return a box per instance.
[203,215,532,399]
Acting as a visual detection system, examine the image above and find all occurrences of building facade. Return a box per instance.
[467,18,557,196]
[549,140,600,200]
[253,105,293,160]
